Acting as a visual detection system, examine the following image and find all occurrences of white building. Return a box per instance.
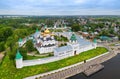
[34,29,57,54]
[54,33,97,58]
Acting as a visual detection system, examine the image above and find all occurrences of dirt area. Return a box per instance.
[0,53,4,60]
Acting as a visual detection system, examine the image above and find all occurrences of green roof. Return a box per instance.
[93,39,97,43]
[100,36,109,40]
[70,34,77,41]
[36,28,39,32]
[15,50,22,59]
[19,38,22,42]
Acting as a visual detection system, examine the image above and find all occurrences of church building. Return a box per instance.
[35,28,57,54]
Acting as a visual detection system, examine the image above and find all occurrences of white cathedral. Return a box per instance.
[34,28,57,54]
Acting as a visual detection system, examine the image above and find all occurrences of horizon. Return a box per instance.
[0,14,120,16]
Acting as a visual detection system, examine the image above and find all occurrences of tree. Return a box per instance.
[26,40,35,52]
[109,27,114,34]
[0,27,13,42]
[71,23,81,32]
[19,47,27,60]
[8,43,18,60]
[5,36,16,51]
[118,35,120,40]
[0,42,5,52]
[13,29,29,38]
[3,27,13,39]
[99,30,109,36]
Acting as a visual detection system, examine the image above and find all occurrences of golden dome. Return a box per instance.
[44,29,50,34]
[41,28,52,37]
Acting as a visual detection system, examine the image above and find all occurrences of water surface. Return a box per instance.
[67,54,120,79]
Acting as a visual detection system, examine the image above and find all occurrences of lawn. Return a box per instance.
[26,53,53,60]
[0,47,108,79]
[109,44,115,46]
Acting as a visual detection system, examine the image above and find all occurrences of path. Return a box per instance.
[0,53,4,60]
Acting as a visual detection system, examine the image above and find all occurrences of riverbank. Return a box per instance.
[25,48,115,79]
[68,53,120,79]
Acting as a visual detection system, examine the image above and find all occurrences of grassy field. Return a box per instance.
[26,54,53,60]
[0,47,108,79]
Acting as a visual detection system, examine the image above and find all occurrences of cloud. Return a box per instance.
[0,8,120,15]
[74,0,88,4]
[0,0,120,15]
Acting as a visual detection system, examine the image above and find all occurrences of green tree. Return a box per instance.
[8,44,18,60]
[19,47,27,60]
[99,30,109,36]
[0,27,13,42]
[109,28,114,34]
[0,42,5,52]
[71,23,81,32]
[26,40,35,52]
[5,36,16,51]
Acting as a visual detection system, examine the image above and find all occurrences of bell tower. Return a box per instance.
[70,34,77,43]
[15,50,23,68]
[69,33,79,55]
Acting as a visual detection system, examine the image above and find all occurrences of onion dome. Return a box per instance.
[70,34,77,42]
[15,50,22,59]
[44,29,50,34]
[36,28,39,32]
[19,38,22,42]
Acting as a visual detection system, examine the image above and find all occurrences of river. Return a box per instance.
[67,53,120,79]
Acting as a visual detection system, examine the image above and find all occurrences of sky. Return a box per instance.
[0,0,120,15]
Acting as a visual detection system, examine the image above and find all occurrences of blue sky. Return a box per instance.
[0,0,120,15]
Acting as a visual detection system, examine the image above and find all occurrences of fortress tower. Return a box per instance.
[69,33,79,55]
[15,50,23,68]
